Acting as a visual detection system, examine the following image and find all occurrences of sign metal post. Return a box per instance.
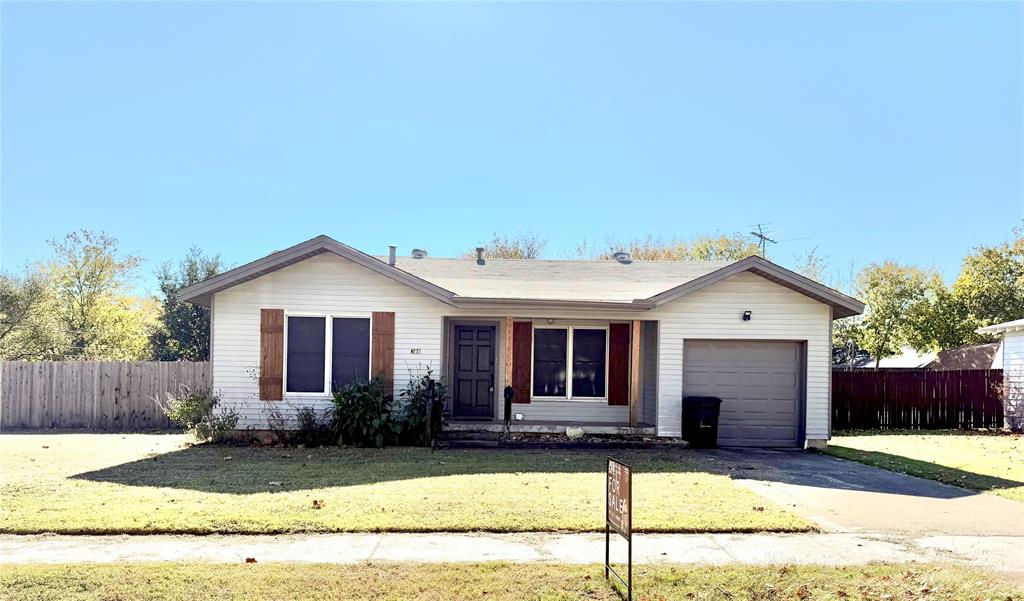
[605,456,632,601]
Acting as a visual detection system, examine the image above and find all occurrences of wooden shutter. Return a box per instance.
[371,311,395,395]
[608,322,631,406]
[511,321,532,404]
[259,309,284,401]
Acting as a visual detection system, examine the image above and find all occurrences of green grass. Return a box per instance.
[1,562,1018,601]
[0,433,812,534]
[828,430,1024,502]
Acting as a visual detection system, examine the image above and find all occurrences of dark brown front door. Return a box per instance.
[452,325,496,419]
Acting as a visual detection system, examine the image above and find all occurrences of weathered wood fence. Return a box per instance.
[832,368,1003,430]
[0,361,210,431]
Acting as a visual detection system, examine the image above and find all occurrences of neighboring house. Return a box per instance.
[846,346,936,369]
[977,318,1024,385]
[179,235,863,449]
[928,342,1002,371]
[838,342,1001,370]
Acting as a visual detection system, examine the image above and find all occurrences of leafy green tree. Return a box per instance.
[577,233,760,261]
[904,276,974,351]
[949,233,1024,338]
[853,261,933,368]
[0,269,65,360]
[44,230,156,360]
[151,247,224,361]
[464,232,548,259]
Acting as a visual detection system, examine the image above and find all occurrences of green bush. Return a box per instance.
[330,377,394,448]
[396,368,449,446]
[155,385,238,442]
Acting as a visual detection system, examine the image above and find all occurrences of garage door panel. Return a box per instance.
[683,340,802,448]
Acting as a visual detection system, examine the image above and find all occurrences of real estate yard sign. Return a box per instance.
[605,457,632,601]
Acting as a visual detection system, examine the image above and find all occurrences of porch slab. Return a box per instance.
[445,420,657,436]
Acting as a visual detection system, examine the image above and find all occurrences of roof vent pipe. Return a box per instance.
[613,251,632,264]
[388,245,397,266]
[475,247,485,265]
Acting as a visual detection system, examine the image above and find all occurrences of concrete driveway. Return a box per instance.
[706,449,1024,536]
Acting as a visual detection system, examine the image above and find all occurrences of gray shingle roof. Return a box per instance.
[386,257,732,302]
[177,235,863,317]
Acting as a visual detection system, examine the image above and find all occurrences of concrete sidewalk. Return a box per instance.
[2,533,1023,575]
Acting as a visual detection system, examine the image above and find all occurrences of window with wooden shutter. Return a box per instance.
[259,309,284,400]
[511,321,532,403]
[371,311,395,394]
[608,322,631,406]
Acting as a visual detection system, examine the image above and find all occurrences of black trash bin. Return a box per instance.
[681,396,723,448]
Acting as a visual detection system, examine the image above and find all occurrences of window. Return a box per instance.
[286,316,326,393]
[532,326,608,400]
[285,314,371,395]
[532,328,567,397]
[331,317,370,391]
[571,328,606,398]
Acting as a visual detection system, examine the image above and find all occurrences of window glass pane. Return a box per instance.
[532,328,567,397]
[572,329,606,398]
[332,318,370,392]
[286,317,326,393]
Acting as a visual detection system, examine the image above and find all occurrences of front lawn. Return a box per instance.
[828,430,1024,502]
[2,563,1018,601]
[0,434,812,534]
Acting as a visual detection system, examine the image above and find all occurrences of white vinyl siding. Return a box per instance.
[212,253,449,428]
[640,320,659,426]
[651,271,831,443]
[1003,332,1024,410]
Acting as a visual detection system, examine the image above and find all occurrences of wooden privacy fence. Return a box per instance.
[1,361,210,431]
[833,369,1003,430]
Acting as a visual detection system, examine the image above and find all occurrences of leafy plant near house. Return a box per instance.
[330,377,394,448]
[395,368,449,446]
[155,385,238,442]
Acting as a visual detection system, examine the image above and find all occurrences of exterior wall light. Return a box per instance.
[742,310,752,321]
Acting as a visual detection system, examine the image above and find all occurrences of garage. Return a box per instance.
[682,340,804,447]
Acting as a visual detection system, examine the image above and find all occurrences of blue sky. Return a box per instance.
[2,1,1022,295]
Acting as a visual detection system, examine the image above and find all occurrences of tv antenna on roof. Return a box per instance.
[749,224,777,258]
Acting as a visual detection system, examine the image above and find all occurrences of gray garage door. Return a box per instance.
[683,340,803,447]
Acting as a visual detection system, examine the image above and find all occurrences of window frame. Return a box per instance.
[282,311,373,398]
[530,324,609,402]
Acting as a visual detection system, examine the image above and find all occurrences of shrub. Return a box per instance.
[155,385,238,442]
[330,377,394,448]
[395,368,449,446]
[294,406,335,447]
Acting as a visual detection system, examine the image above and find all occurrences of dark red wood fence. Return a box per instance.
[832,369,1003,430]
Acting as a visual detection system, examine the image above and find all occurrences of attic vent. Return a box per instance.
[613,251,631,264]
[411,248,428,259]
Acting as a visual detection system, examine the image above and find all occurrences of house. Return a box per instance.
[179,235,864,449]
[977,318,1023,390]
[928,342,1002,371]
[837,342,1001,371]
[845,346,937,369]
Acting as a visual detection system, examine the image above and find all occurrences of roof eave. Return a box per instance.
[453,297,655,312]
[644,255,865,319]
[178,235,459,308]
[977,323,1024,336]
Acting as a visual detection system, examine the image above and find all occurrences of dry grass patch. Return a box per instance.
[828,430,1024,502]
[0,433,811,534]
[0,562,1018,601]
